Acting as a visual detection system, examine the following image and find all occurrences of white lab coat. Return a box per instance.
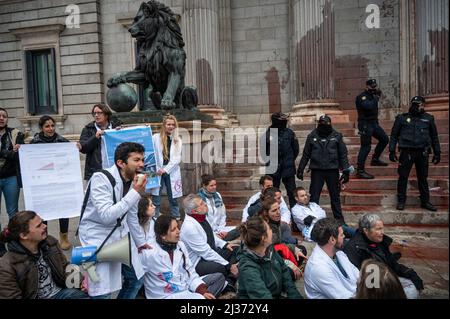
[180,215,228,268]
[241,191,291,224]
[78,165,144,297]
[291,202,327,241]
[150,133,183,198]
[127,213,156,248]
[304,245,359,299]
[140,241,205,299]
[203,192,235,234]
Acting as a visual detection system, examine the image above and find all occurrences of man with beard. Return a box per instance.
[296,115,353,224]
[78,142,148,299]
[265,112,299,208]
[355,79,389,179]
[389,96,441,211]
[304,218,359,299]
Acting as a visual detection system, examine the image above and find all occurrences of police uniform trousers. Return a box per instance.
[357,120,389,168]
[272,174,297,208]
[309,169,344,221]
[397,148,430,204]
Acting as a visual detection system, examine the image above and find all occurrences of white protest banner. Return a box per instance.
[101,126,160,190]
[19,143,84,220]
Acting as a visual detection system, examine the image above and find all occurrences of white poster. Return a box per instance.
[19,143,84,221]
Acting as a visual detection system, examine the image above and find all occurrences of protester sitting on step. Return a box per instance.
[258,197,307,281]
[30,115,74,251]
[198,174,239,241]
[237,215,303,299]
[355,259,407,299]
[140,215,225,299]
[241,175,291,224]
[180,194,239,286]
[0,211,89,299]
[247,187,292,227]
[304,218,359,299]
[343,213,423,299]
[127,194,156,252]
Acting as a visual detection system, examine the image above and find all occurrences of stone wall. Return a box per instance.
[334,0,401,121]
[230,0,291,126]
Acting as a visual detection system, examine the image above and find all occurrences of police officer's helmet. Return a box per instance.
[271,112,289,122]
[366,79,378,88]
[318,115,332,125]
[410,96,425,105]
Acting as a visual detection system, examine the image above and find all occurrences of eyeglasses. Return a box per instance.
[92,112,104,116]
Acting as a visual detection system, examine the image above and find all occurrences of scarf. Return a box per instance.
[190,213,206,223]
[156,237,177,253]
[198,188,223,208]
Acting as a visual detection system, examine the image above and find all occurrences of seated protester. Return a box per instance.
[127,195,156,253]
[343,213,423,299]
[198,174,238,241]
[355,259,406,299]
[304,218,359,299]
[259,197,307,281]
[291,187,327,241]
[248,187,292,226]
[0,211,89,299]
[237,215,303,299]
[180,194,239,284]
[141,215,225,299]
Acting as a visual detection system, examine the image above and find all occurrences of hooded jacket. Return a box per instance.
[0,236,69,299]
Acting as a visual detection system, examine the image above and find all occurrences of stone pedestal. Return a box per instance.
[425,96,449,118]
[290,100,349,124]
[197,105,230,127]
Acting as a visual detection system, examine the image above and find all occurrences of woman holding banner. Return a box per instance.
[151,115,183,219]
[30,115,72,250]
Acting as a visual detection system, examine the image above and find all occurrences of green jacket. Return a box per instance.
[237,245,303,299]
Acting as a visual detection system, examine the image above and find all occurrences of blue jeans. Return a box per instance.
[52,288,90,299]
[117,264,144,299]
[90,293,111,299]
[153,173,180,218]
[0,176,20,228]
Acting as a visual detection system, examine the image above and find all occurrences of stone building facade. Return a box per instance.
[0,0,448,135]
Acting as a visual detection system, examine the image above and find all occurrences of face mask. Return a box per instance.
[409,103,425,115]
[271,118,287,129]
[317,124,332,137]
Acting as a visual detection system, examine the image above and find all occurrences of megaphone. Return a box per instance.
[71,233,132,282]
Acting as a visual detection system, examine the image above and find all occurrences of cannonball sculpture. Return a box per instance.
[106,83,138,112]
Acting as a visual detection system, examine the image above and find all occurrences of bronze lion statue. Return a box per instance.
[107,1,198,111]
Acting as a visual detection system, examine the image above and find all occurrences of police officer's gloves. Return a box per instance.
[432,153,441,165]
[409,272,424,291]
[340,171,350,184]
[389,152,398,162]
[303,215,316,227]
[296,170,304,181]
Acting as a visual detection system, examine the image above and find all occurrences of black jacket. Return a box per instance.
[30,132,69,144]
[356,90,380,121]
[389,112,440,155]
[0,127,25,186]
[297,129,350,172]
[79,119,122,180]
[265,127,299,178]
[343,230,424,290]
[0,236,69,299]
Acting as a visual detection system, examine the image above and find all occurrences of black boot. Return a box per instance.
[356,169,374,179]
[421,202,437,212]
[396,202,405,210]
[371,158,388,166]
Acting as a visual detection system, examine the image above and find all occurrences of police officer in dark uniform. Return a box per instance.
[389,96,441,211]
[265,112,299,208]
[296,115,352,223]
[355,79,389,179]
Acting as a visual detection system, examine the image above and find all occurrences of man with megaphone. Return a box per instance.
[77,142,148,299]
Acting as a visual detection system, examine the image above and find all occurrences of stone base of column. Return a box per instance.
[198,105,230,127]
[425,95,449,118]
[226,112,240,127]
[290,100,350,125]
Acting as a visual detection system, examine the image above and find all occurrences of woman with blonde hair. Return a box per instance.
[151,115,183,218]
[355,259,407,299]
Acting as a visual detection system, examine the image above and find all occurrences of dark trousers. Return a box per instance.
[195,247,237,285]
[357,121,389,169]
[272,174,297,208]
[43,218,69,233]
[309,169,344,221]
[397,149,430,204]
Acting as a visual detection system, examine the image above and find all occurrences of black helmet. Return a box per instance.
[318,114,332,125]
[366,79,378,88]
[410,96,425,105]
[271,112,289,122]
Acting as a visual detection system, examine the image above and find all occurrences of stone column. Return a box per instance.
[289,0,348,124]
[182,0,229,126]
